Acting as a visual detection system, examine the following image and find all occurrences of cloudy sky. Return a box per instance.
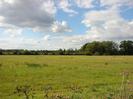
[0,0,133,50]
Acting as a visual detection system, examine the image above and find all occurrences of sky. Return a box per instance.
[0,0,133,50]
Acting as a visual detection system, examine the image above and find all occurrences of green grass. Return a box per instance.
[0,56,133,99]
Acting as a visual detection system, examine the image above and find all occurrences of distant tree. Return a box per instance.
[101,41,118,55]
[80,41,119,55]
[65,49,75,55]
[0,40,133,55]
[80,41,105,55]
[120,40,133,55]
[23,50,32,55]
[0,49,2,55]
[57,49,64,55]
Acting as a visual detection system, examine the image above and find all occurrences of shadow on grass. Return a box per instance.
[26,63,48,68]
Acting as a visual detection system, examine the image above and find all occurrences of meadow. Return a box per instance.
[0,56,133,99]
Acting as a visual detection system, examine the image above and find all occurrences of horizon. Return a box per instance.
[0,0,133,50]
[0,40,132,50]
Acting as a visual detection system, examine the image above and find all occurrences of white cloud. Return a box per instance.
[74,0,94,9]
[0,0,74,36]
[0,0,55,25]
[87,21,133,40]
[62,3,133,48]
[4,28,23,37]
[0,0,55,32]
[43,35,50,41]
[1,0,15,4]
[82,7,133,41]
[0,16,4,23]
[78,0,133,43]
[100,0,133,7]
[52,21,72,33]
[82,8,122,27]
[57,0,78,14]
[0,37,44,49]
[41,0,56,15]
[61,19,133,48]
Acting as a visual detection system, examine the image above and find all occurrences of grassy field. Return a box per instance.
[0,56,133,99]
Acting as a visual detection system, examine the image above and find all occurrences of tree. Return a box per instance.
[120,40,133,55]
[101,41,118,55]
[80,41,105,55]
[80,41,119,55]
[57,49,64,55]
[64,49,75,55]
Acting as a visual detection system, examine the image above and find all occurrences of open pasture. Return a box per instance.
[0,56,133,99]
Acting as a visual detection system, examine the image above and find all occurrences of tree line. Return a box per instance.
[0,40,133,55]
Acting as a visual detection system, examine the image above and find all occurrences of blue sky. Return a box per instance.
[0,0,133,50]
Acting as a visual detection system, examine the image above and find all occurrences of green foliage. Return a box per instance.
[80,41,119,55]
[120,40,133,55]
